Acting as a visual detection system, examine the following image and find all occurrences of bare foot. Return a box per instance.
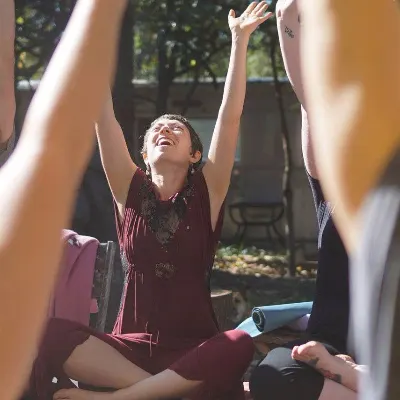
[53,388,111,400]
[291,341,359,392]
[336,354,354,363]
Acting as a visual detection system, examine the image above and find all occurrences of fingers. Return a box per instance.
[53,389,70,399]
[259,12,274,23]
[336,354,355,363]
[291,345,300,359]
[229,9,235,18]
[254,1,269,16]
[244,1,258,15]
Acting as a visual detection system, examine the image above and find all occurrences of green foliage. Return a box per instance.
[134,0,243,84]
[14,0,75,82]
[134,0,284,80]
[14,0,284,84]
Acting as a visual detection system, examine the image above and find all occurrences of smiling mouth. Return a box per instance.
[156,138,174,147]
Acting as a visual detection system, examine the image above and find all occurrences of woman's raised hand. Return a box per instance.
[228,1,273,37]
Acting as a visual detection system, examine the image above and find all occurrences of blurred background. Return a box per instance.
[13,0,318,309]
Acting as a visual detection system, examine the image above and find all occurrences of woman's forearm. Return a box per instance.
[206,34,248,189]
[300,0,400,251]
[205,4,272,200]
[95,89,136,207]
[218,35,249,123]
[96,89,131,172]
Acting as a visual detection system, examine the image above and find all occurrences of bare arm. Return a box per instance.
[276,0,306,108]
[0,0,16,146]
[203,2,273,227]
[95,90,137,218]
[300,0,400,252]
[276,0,318,178]
[0,1,126,398]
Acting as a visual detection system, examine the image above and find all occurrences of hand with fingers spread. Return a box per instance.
[229,1,273,38]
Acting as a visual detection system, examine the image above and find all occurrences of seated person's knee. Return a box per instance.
[250,346,325,400]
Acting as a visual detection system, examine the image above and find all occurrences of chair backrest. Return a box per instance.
[239,168,283,203]
[91,241,124,332]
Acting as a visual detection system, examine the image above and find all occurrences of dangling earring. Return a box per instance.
[145,165,151,176]
[190,164,195,175]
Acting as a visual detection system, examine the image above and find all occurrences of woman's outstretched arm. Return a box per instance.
[95,89,137,219]
[0,0,127,398]
[300,0,400,252]
[203,1,273,227]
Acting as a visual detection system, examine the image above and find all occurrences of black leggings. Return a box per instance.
[305,173,350,353]
[250,339,340,400]
[250,173,350,400]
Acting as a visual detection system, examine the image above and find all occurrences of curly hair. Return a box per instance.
[141,114,203,171]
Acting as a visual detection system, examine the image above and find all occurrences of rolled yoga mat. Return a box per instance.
[236,301,313,338]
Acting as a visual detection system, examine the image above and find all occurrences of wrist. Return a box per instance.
[231,32,250,46]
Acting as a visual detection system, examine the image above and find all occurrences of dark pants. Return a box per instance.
[249,172,350,400]
[249,339,340,400]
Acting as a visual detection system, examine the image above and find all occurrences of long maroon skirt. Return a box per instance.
[29,318,254,399]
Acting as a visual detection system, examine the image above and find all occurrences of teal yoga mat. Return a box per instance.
[236,301,313,337]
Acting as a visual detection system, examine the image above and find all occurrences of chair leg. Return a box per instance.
[272,223,285,248]
[233,224,242,244]
[239,225,247,245]
[266,224,277,250]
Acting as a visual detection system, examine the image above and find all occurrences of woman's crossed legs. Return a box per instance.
[54,335,198,400]
[34,318,253,400]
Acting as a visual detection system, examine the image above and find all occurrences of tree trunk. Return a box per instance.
[155,0,177,116]
[211,289,234,332]
[269,35,296,276]
[112,1,135,155]
[155,29,171,116]
[156,78,170,116]
[180,68,200,115]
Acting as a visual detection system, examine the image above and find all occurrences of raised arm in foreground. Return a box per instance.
[300,0,400,251]
[0,1,127,398]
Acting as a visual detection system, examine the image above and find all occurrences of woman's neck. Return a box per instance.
[151,166,189,200]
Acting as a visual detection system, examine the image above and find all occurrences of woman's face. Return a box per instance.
[144,118,200,168]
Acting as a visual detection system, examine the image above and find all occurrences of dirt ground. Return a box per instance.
[211,245,317,310]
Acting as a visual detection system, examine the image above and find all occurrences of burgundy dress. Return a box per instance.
[30,168,253,399]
